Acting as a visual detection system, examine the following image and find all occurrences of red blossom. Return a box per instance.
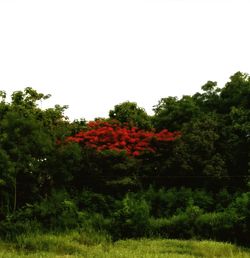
[65,120,180,157]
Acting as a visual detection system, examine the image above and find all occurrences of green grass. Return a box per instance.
[0,231,249,258]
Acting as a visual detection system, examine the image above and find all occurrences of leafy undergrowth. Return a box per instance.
[0,231,249,258]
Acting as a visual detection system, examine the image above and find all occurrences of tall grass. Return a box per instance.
[0,231,249,258]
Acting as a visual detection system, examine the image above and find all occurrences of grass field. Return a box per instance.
[0,231,249,258]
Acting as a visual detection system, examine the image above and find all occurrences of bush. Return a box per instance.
[0,216,41,241]
[228,191,250,245]
[215,189,234,211]
[142,187,213,218]
[195,210,239,242]
[149,205,203,239]
[111,193,150,239]
[30,190,80,230]
[0,190,81,232]
[76,190,114,216]
[77,211,111,233]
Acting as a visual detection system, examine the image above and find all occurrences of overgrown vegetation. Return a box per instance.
[0,72,250,252]
[0,232,250,258]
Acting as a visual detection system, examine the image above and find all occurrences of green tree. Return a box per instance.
[109,101,152,130]
[220,72,250,112]
[193,81,221,112]
[153,96,200,131]
[0,88,68,213]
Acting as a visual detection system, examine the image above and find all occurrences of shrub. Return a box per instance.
[31,190,80,230]
[195,210,239,242]
[77,211,111,233]
[228,191,250,245]
[149,217,171,237]
[143,187,213,218]
[149,205,203,239]
[76,190,114,216]
[111,193,150,239]
[215,189,233,211]
[0,217,41,241]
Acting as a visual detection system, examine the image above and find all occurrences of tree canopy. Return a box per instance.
[0,72,249,245]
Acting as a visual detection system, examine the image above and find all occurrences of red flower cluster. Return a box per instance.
[66,120,180,157]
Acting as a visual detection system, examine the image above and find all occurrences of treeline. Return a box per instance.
[0,72,249,245]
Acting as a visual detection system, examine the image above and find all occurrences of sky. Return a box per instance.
[0,0,250,121]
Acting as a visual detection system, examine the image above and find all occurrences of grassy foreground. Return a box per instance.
[0,232,249,258]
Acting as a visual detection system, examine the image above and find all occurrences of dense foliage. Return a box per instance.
[0,72,249,246]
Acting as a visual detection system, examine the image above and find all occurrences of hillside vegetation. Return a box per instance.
[0,72,249,251]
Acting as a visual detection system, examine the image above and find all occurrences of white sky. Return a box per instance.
[0,0,250,121]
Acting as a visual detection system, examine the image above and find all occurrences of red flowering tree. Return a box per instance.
[66,120,180,157]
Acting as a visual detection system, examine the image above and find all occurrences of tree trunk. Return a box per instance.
[13,177,16,212]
